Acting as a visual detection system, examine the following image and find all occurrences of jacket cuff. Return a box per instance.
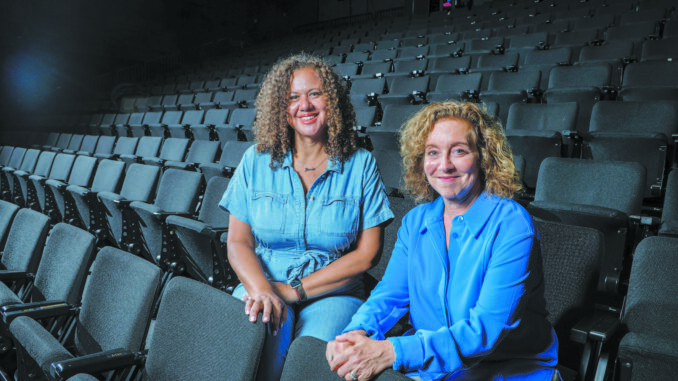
[388,335,424,372]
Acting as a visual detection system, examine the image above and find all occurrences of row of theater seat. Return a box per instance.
[0,192,675,380]
[4,0,676,379]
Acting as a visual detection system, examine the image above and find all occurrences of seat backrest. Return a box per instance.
[203,109,230,126]
[434,72,482,94]
[534,157,645,216]
[578,40,635,63]
[135,136,163,157]
[153,169,203,212]
[508,32,550,49]
[197,176,230,227]
[429,56,472,73]
[184,140,220,164]
[506,102,578,133]
[476,51,520,70]
[229,108,257,127]
[213,90,235,103]
[392,59,427,73]
[536,219,602,368]
[75,246,161,356]
[93,135,116,155]
[89,159,125,193]
[487,70,541,91]
[547,63,612,89]
[112,137,139,155]
[219,141,255,169]
[589,101,678,137]
[32,151,57,177]
[387,76,430,94]
[623,236,678,341]
[181,109,205,125]
[380,104,424,131]
[0,147,13,165]
[47,153,76,182]
[119,164,161,202]
[621,61,678,88]
[1,207,49,274]
[0,201,20,253]
[350,77,387,98]
[161,110,183,125]
[158,138,190,161]
[17,149,41,173]
[523,47,572,65]
[31,223,95,305]
[66,134,84,151]
[54,133,73,150]
[361,61,392,76]
[78,135,99,153]
[66,155,97,187]
[143,276,265,380]
[6,147,26,170]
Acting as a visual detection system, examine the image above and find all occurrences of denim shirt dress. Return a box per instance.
[219,145,394,299]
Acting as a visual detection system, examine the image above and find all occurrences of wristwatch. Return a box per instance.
[290,278,307,303]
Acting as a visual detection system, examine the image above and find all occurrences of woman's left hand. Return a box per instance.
[327,332,396,381]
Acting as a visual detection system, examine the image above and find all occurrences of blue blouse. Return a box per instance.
[219,146,394,290]
[343,193,558,380]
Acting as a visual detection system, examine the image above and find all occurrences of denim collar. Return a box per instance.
[281,150,343,173]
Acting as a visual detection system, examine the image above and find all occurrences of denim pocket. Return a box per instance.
[251,191,288,241]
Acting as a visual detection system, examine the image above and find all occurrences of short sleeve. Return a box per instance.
[359,150,394,230]
[218,146,254,225]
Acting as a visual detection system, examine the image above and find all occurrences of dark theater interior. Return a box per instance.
[0,0,676,380]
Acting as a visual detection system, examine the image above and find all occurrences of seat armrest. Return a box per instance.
[155,211,194,222]
[0,270,33,281]
[204,227,228,239]
[2,300,73,324]
[570,309,621,344]
[50,348,144,380]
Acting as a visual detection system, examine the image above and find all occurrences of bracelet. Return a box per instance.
[291,278,307,303]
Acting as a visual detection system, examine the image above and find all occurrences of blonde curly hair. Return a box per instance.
[253,53,358,167]
[399,101,522,202]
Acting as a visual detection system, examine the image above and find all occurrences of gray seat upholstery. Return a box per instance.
[28,153,76,213]
[9,246,161,380]
[61,276,265,381]
[128,169,203,270]
[45,155,98,222]
[66,159,125,231]
[166,176,236,292]
[528,157,645,307]
[504,102,578,189]
[97,164,161,247]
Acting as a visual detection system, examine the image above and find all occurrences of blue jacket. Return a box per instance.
[343,193,558,380]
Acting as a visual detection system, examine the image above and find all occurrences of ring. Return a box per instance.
[328,354,333,362]
[350,370,358,381]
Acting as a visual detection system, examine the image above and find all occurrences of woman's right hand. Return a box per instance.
[241,291,288,336]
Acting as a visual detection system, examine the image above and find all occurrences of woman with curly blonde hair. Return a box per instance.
[327,101,560,381]
[220,53,393,381]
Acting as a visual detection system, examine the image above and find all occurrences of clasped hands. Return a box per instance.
[326,330,396,381]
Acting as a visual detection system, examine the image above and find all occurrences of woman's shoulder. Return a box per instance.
[488,194,535,233]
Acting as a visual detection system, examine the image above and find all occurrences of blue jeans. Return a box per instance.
[233,284,363,381]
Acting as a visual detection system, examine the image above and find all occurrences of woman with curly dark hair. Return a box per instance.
[220,53,394,381]
[326,101,559,381]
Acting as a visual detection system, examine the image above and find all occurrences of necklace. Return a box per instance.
[295,154,327,173]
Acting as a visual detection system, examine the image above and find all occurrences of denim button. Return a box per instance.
[309,196,315,201]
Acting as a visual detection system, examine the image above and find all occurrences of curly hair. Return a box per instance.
[399,101,522,202]
[253,53,358,167]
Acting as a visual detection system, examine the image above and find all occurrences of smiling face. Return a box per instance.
[286,67,328,143]
[424,117,482,210]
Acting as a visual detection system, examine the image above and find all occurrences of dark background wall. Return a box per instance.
[0,0,463,136]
